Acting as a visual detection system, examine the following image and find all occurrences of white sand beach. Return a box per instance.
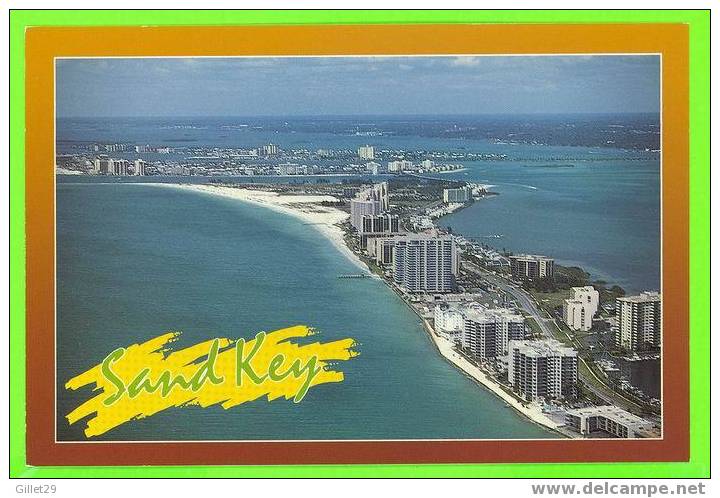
[151,183,369,272]
[422,319,566,435]
[144,182,566,436]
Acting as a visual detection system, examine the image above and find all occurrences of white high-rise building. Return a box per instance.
[261,143,278,156]
[387,160,412,173]
[133,159,147,176]
[508,339,578,401]
[392,234,457,293]
[358,145,375,160]
[349,182,390,230]
[563,286,600,331]
[366,236,398,266]
[365,161,382,175]
[443,186,471,204]
[93,157,109,174]
[94,157,129,175]
[350,199,383,230]
[615,292,662,351]
[461,307,525,359]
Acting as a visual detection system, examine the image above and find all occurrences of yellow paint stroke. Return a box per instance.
[65,325,358,437]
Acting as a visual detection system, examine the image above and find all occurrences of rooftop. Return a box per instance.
[508,339,577,357]
[464,307,524,324]
[510,254,553,262]
[572,286,597,293]
[617,291,661,304]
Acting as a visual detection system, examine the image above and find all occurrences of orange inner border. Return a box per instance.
[25,23,689,465]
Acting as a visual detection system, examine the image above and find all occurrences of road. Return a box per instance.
[463,261,553,337]
[461,261,646,412]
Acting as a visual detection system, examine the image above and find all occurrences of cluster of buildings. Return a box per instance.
[434,303,579,403]
[89,143,172,154]
[366,232,457,293]
[73,142,471,178]
[357,145,463,175]
[276,163,319,175]
[432,296,658,438]
[560,285,662,354]
[92,157,148,176]
[134,144,172,154]
[349,182,459,294]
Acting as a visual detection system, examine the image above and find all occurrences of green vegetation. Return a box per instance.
[523,264,626,318]
[554,265,592,287]
[524,317,543,338]
[529,288,572,314]
[594,281,626,306]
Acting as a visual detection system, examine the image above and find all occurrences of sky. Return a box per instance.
[56,55,660,118]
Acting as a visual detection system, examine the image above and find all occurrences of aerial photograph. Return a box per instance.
[55,55,662,441]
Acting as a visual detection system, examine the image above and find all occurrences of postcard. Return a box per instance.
[10,11,710,479]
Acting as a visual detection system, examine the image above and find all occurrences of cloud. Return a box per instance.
[56,55,660,117]
[449,57,481,67]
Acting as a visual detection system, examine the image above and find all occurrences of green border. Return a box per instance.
[9,9,710,478]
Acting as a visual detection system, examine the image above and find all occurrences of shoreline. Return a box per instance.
[158,182,566,436]
[385,281,567,436]
[143,183,370,273]
[420,320,567,436]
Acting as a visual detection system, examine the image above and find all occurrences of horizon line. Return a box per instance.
[57,111,661,120]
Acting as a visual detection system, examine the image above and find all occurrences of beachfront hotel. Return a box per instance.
[508,339,578,401]
[392,234,458,293]
[443,186,471,204]
[615,291,662,352]
[349,182,390,230]
[433,304,465,342]
[563,286,600,332]
[358,145,375,160]
[462,307,525,359]
[565,406,658,438]
[509,254,555,280]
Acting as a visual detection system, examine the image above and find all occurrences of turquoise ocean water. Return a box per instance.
[57,183,556,440]
[56,116,660,440]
